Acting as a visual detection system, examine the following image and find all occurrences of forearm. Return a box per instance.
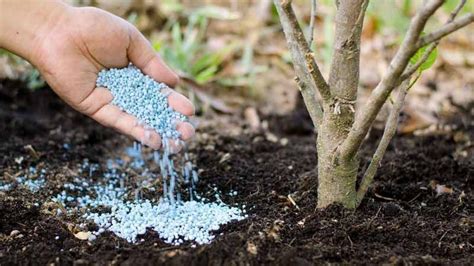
[0,0,70,62]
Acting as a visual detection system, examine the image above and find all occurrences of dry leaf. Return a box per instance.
[247,242,258,255]
[430,180,454,196]
[265,219,284,241]
[219,153,231,164]
[74,231,91,241]
[14,156,24,165]
[400,106,437,134]
[436,184,453,196]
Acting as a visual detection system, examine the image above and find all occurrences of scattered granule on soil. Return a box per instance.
[50,145,245,245]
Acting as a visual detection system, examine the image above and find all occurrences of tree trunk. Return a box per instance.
[273,0,473,209]
[316,112,358,209]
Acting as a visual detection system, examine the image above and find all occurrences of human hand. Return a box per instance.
[0,1,195,150]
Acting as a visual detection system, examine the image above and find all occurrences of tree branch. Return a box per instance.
[273,0,331,119]
[307,0,317,47]
[449,0,467,21]
[416,13,474,49]
[355,1,469,203]
[402,0,468,81]
[295,76,323,126]
[356,80,409,205]
[338,0,445,161]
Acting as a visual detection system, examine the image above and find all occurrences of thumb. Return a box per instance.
[127,26,179,87]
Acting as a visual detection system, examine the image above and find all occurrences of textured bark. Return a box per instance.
[315,0,367,208]
[273,0,331,127]
[273,0,474,209]
[317,114,358,208]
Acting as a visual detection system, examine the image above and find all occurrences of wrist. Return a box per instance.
[0,0,71,64]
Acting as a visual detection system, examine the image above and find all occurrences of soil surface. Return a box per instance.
[1,80,473,265]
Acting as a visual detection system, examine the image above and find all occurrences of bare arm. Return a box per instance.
[0,0,195,149]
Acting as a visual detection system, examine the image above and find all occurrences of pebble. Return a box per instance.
[10,230,20,237]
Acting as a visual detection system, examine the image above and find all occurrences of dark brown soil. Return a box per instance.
[1,80,473,265]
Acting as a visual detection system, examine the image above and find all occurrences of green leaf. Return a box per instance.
[191,53,220,74]
[420,47,437,71]
[171,23,183,48]
[195,65,218,84]
[410,46,438,71]
[402,0,411,16]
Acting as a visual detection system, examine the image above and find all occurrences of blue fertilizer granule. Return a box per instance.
[51,144,246,245]
[86,199,244,244]
[0,166,46,192]
[96,64,186,140]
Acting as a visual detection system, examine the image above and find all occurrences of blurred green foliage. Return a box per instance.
[367,0,473,35]
[0,49,45,90]
[152,6,237,85]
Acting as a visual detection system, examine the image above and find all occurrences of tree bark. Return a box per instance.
[315,0,367,209]
[317,113,358,208]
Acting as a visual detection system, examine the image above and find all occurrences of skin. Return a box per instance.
[0,0,195,150]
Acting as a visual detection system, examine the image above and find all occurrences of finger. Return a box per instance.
[164,89,195,116]
[176,121,195,141]
[127,26,179,87]
[76,87,113,116]
[91,104,162,149]
[164,138,183,154]
[132,126,162,150]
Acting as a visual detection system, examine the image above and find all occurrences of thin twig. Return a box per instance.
[449,0,467,21]
[280,0,331,101]
[438,230,450,248]
[417,13,474,49]
[366,206,382,229]
[361,5,474,207]
[356,80,410,204]
[307,0,317,47]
